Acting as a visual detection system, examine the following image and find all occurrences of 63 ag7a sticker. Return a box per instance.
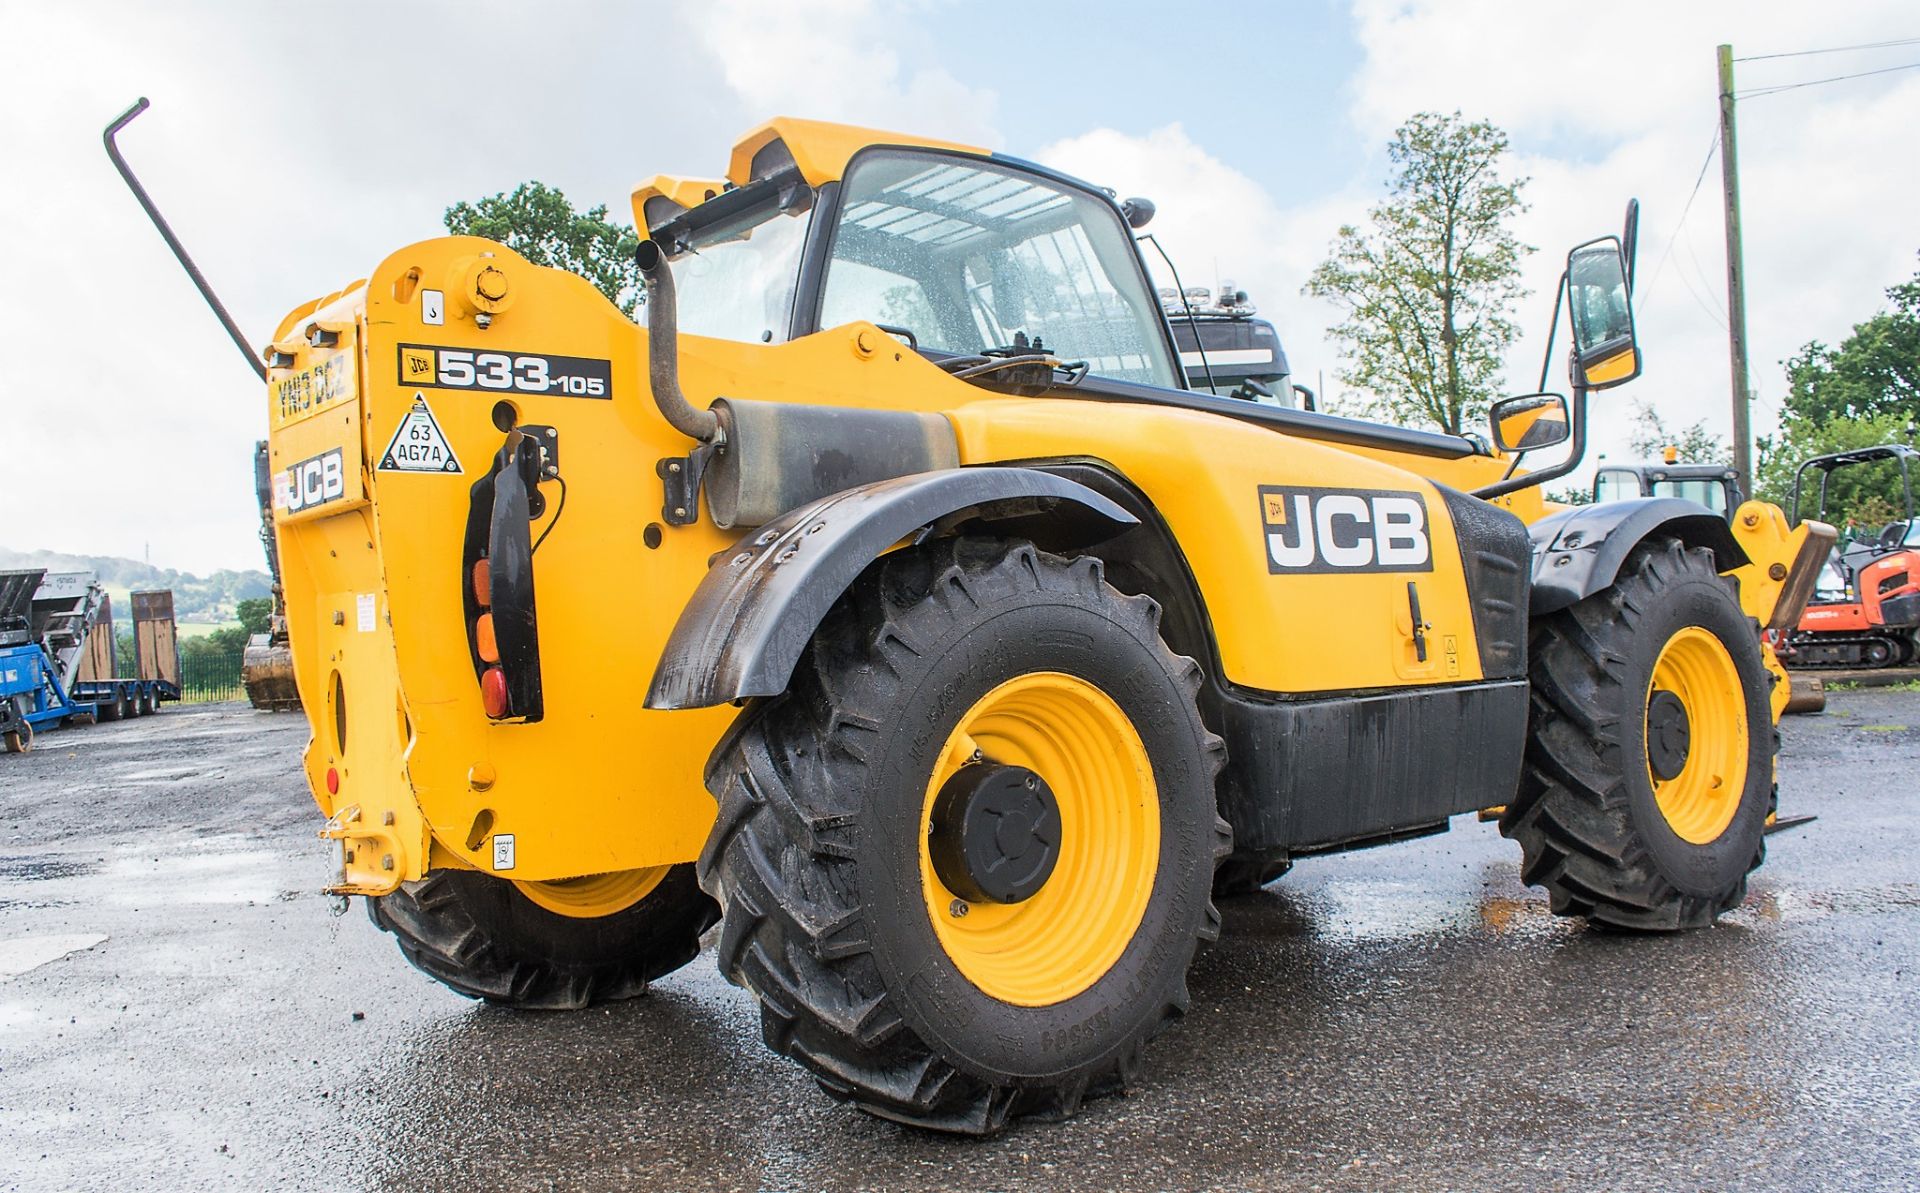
[1259,485,1433,574]
[397,344,611,399]
[274,448,347,515]
[378,394,462,474]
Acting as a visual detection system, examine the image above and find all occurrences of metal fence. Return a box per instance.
[177,644,245,703]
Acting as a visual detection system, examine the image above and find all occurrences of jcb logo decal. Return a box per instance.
[275,448,347,515]
[401,347,436,382]
[1259,485,1432,574]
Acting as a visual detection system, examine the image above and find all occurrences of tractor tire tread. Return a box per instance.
[1500,537,1768,931]
[700,537,1226,1134]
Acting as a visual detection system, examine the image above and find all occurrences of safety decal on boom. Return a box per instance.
[378,394,462,474]
[1258,485,1433,574]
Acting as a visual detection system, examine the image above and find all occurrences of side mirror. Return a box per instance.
[1566,236,1640,390]
[1490,392,1571,453]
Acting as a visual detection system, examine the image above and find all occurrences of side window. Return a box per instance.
[819,260,946,349]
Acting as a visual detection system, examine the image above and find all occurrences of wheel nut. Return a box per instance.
[949,899,969,918]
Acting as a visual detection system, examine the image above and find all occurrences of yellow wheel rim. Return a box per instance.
[919,672,1159,1007]
[514,865,671,919]
[1646,626,1749,845]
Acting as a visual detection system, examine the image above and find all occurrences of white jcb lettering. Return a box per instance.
[1266,494,1316,568]
[1372,496,1429,567]
[1260,487,1433,573]
[1315,494,1374,568]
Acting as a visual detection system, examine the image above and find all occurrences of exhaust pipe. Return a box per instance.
[635,239,721,443]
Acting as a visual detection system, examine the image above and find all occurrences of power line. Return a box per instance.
[1636,126,1721,321]
[1735,36,1920,63]
[1737,60,1920,98]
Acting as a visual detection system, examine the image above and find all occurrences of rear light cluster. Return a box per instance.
[472,558,508,718]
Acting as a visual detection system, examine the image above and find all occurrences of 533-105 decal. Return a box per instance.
[397,345,612,399]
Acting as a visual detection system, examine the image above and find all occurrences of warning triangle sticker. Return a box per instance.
[378,393,463,474]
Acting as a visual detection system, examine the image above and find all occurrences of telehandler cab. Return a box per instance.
[109,104,1833,1133]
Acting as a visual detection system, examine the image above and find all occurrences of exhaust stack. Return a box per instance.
[635,239,721,443]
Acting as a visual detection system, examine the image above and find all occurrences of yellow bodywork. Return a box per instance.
[262,118,1812,895]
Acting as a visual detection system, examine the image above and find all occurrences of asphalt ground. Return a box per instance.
[2,690,1917,1192]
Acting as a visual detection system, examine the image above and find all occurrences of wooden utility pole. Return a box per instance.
[1717,43,1754,490]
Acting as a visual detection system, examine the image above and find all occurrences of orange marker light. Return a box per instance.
[481,667,509,718]
[473,558,491,607]
[475,612,499,663]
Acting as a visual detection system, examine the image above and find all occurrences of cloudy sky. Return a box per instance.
[5,1,1917,574]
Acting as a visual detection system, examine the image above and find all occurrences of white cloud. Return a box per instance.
[1041,2,1920,486]
[683,0,1000,146]
[1344,0,1920,474]
[0,0,999,575]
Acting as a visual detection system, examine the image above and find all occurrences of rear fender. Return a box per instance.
[1528,498,1748,616]
[645,467,1136,710]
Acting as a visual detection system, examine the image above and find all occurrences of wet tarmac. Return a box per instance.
[2,692,1917,1191]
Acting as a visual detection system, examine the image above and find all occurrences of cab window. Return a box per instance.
[1593,469,1642,503]
[818,151,1180,388]
[1649,478,1730,516]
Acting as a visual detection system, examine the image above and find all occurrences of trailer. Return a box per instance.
[0,569,179,752]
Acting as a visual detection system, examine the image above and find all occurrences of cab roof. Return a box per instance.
[631,117,987,239]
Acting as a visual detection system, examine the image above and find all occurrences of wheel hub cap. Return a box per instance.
[929,763,1062,904]
[1646,689,1691,781]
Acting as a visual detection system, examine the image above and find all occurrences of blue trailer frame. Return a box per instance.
[0,571,180,753]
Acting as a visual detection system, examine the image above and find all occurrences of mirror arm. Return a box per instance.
[1472,386,1589,501]
[1536,271,1568,393]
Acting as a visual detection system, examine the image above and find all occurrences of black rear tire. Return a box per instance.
[700,537,1229,1134]
[1501,537,1773,930]
[368,863,717,1009]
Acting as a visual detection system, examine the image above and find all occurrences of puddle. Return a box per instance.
[99,848,282,906]
[114,767,206,785]
[0,857,98,882]
[0,839,283,909]
[0,933,107,980]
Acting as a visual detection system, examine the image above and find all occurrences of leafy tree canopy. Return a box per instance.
[445,182,643,317]
[1782,260,1920,425]
[235,597,273,637]
[1307,111,1531,435]
[1754,411,1915,529]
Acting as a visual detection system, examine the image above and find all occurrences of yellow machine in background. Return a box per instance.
[110,106,1829,1133]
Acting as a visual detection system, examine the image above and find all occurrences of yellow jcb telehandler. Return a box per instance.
[108,101,1832,1133]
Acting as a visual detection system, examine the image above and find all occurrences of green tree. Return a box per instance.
[1754,410,1915,527]
[445,182,643,316]
[1783,260,1920,424]
[234,597,273,637]
[1307,111,1531,434]
[1627,399,1727,463]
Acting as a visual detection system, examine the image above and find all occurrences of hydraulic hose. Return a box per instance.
[635,239,721,443]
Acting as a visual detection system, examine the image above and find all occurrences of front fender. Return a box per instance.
[645,467,1136,710]
[1529,497,1748,616]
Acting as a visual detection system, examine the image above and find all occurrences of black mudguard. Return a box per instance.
[645,467,1137,710]
[1529,497,1747,616]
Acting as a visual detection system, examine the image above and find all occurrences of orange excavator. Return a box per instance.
[1780,444,1920,669]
